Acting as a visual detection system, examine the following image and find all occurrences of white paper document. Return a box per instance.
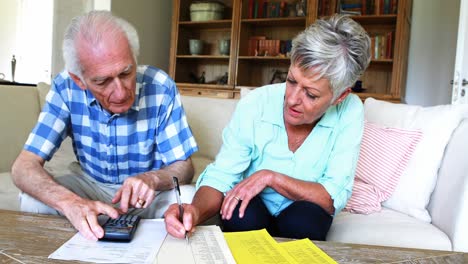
[156,225,236,264]
[49,219,167,264]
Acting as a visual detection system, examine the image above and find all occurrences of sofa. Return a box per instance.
[1,83,467,253]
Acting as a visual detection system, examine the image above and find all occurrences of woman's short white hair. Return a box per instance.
[62,10,140,79]
[290,14,371,101]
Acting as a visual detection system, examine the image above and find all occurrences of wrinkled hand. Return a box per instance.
[62,198,119,241]
[164,203,198,239]
[112,174,156,213]
[221,169,273,220]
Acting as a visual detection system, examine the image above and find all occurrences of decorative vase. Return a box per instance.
[189,39,203,55]
[218,39,230,55]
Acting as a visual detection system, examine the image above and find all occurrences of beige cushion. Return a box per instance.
[37,81,51,108]
[181,95,238,159]
[43,137,77,177]
[0,85,41,173]
[191,154,213,184]
[0,172,20,211]
[327,208,452,251]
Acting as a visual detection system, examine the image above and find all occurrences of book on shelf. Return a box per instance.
[318,0,332,16]
[358,0,398,15]
[337,0,362,15]
[248,36,285,57]
[258,39,280,56]
[247,1,291,18]
[248,36,266,56]
[370,31,394,60]
[258,0,265,18]
[248,0,254,18]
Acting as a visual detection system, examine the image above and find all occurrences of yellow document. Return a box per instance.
[279,239,337,264]
[224,229,297,264]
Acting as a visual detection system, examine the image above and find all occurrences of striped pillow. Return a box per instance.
[345,121,423,214]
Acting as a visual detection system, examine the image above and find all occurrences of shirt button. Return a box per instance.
[110,165,115,169]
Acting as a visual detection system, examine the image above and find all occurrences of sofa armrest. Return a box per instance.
[428,119,468,252]
[0,84,41,173]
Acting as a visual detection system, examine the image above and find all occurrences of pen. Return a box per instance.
[172,176,189,244]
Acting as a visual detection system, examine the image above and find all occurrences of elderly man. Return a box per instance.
[11,10,198,241]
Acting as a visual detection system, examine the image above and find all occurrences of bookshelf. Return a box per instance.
[169,0,412,102]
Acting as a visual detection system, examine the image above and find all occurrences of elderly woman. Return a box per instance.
[165,14,371,240]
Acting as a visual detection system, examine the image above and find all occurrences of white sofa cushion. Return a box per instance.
[181,96,238,160]
[43,137,77,177]
[0,85,41,173]
[364,98,468,222]
[0,172,20,211]
[191,154,213,184]
[327,208,452,251]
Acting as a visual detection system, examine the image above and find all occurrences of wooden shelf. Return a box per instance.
[179,19,233,29]
[238,56,290,61]
[355,92,401,103]
[241,17,307,27]
[178,84,239,99]
[351,14,397,25]
[371,59,393,63]
[177,55,231,59]
[169,0,412,101]
[177,83,234,89]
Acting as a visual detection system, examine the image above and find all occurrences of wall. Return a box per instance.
[404,0,460,106]
[0,1,18,81]
[51,0,93,79]
[0,0,53,84]
[111,0,172,72]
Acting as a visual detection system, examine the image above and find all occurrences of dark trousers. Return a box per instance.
[222,196,333,240]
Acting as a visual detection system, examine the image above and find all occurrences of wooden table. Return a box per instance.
[0,209,466,263]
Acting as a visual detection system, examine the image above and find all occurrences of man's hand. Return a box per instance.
[112,174,156,213]
[164,203,198,239]
[61,197,119,241]
[221,169,272,220]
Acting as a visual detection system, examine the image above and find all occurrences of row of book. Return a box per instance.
[318,0,398,17]
[361,0,398,15]
[247,36,293,57]
[371,31,394,60]
[317,0,334,16]
[342,0,398,15]
[247,0,301,19]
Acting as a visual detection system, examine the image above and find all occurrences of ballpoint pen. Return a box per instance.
[172,176,189,244]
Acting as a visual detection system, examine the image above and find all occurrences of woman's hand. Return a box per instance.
[164,203,199,238]
[221,169,274,220]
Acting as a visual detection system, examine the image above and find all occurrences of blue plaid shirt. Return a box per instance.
[24,65,198,183]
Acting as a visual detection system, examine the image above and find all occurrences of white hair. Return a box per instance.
[291,14,371,101]
[62,10,140,79]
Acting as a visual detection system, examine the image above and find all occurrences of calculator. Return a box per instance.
[99,214,141,242]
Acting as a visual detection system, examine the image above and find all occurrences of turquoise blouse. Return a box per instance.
[196,83,364,216]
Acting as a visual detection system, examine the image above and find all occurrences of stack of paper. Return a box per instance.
[49,219,166,263]
[50,219,236,264]
[156,225,236,264]
[224,229,337,264]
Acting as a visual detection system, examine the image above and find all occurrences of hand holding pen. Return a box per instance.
[172,176,189,244]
